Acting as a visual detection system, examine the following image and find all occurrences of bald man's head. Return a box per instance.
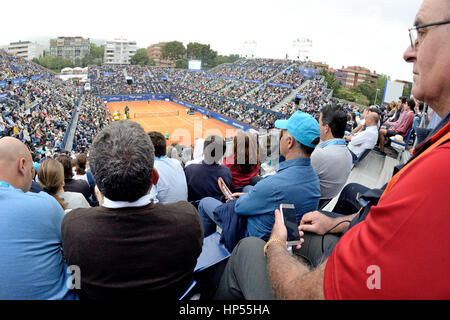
[366,112,379,127]
[0,137,34,192]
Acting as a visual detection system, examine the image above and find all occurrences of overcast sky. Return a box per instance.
[1,0,423,81]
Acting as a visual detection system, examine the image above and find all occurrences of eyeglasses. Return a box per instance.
[409,19,450,49]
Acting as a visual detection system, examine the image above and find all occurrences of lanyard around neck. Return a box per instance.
[320,139,347,149]
[0,181,16,190]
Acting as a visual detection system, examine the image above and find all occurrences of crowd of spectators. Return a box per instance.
[1,71,81,169]
[88,59,316,122]
[89,65,170,95]
[270,67,305,88]
[72,92,110,154]
[0,49,51,81]
[238,84,293,109]
[1,0,449,300]
[172,87,281,130]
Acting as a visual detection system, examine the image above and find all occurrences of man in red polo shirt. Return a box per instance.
[214,0,450,300]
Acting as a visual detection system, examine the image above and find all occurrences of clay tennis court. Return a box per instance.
[107,100,239,146]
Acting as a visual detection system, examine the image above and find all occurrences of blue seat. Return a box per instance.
[179,232,231,300]
[178,280,197,300]
[390,127,414,161]
[194,232,231,273]
[353,148,371,166]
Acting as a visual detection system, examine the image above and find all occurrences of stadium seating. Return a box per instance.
[390,127,414,161]
[353,149,372,166]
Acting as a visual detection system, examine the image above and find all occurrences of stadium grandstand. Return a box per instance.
[0,0,449,303]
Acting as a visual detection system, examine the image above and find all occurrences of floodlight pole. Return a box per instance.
[243,40,257,59]
[374,88,380,105]
[293,38,312,62]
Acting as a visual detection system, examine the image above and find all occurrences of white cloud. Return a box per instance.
[1,0,422,81]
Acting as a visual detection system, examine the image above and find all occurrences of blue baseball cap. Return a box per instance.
[274,111,320,148]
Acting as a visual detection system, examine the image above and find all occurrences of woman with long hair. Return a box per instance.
[38,159,90,213]
[224,131,260,192]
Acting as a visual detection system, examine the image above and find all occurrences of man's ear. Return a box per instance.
[17,158,26,177]
[152,168,159,186]
[287,135,295,150]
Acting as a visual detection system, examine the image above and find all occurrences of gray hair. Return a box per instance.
[89,120,155,202]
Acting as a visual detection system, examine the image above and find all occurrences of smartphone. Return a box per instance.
[356,192,368,207]
[280,204,301,246]
[218,177,235,201]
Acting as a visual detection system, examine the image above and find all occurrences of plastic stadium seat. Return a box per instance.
[179,232,231,300]
[178,280,198,300]
[353,149,371,166]
[390,127,414,161]
[194,232,231,273]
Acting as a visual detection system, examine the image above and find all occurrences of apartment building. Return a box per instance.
[49,37,90,63]
[7,41,44,61]
[334,65,380,88]
[104,39,137,65]
[147,42,175,68]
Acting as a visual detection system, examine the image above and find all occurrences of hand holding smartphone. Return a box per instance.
[280,204,301,246]
[218,177,235,201]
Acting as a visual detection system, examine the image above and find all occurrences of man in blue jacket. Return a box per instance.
[198,111,321,241]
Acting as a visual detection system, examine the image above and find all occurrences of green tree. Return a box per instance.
[227,54,241,63]
[33,55,73,73]
[175,58,188,69]
[334,87,370,106]
[74,57,82,68]
[354,91,370,106]
[213,54,241,67]
[90,43,104,60]
[161,41,186,61]
[78,43,105,67]
[335,87,354,102]
[186,42,217,69]
[402,82,412,97]
[130,48,151,66]
[357,82,376,105]
[321,69,342,92]
[375,74,389,105]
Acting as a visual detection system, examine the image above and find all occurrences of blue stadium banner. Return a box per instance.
[241,79,262,84]
[100,94,172,103]
[31,75,42,81]
[0,92,8,102]
[0,81,5,88]
[220,76,237,81]
[11,77,28,85]
[267,82,293,89]
[300,68,317,78]
[171,98,256,132]
[173,86,285,119]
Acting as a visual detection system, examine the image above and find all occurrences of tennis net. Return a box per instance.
[134,111,179,118]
